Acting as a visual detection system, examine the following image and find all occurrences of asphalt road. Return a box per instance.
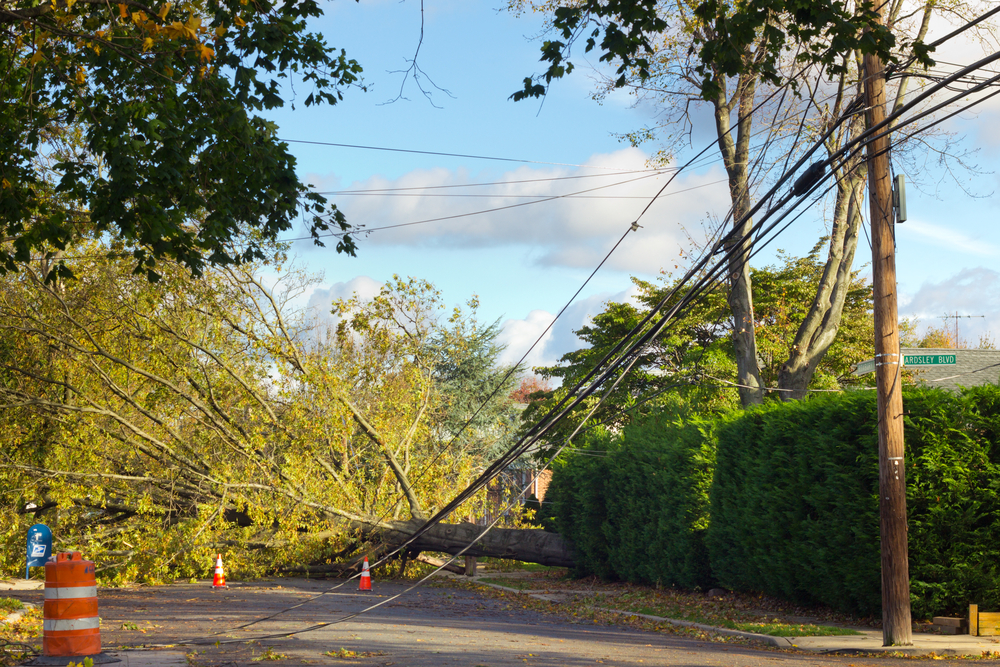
[7,578,998,667]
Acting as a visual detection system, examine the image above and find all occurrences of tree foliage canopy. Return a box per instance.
[0,250,522,581]
[511,0,925,101]
[1,0,360,281]
[521,245,873,450]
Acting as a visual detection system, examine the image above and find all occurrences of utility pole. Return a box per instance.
[863,9,912,647]
[938,312,985,348]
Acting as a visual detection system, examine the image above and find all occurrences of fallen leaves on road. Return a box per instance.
[322,648,387,660]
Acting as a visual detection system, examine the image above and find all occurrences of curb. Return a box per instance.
[471,580,615,599]
[465,581,790,648]
[474,580,544,595]
[810,645,1000,657]
[601,609,793,648]
[1,601,36,626]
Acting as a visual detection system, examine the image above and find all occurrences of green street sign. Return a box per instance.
[852,359,876,376]
[852,354,958,376]
[903,354,957,366]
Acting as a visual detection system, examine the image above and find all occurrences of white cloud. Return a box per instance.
[304,275,383,334]
[299,148,729,276]
[497,285,641,372]
[900,267,1000,344]
[498,309,559,370]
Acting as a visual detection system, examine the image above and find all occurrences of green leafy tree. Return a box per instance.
[0,251,561,581]
[523,245,873,450]
[511,0,917,104]
[1,0,361,281]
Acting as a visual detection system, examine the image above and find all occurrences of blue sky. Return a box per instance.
[262,1,1000,370]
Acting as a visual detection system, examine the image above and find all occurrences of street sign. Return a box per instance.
[903,354,957,366]
[852,354,957,376]
[852,359,876,376]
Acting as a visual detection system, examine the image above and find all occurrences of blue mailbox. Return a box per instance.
[26,524,52,579]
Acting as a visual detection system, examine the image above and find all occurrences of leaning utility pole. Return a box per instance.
[863,9,912,647]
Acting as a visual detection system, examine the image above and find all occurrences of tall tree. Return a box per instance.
[0,250,568,580]
[510,0,975,403]
[1,0,360,281]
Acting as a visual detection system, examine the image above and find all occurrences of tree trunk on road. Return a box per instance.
[368,519,575,568]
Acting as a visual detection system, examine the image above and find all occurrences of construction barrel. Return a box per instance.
[43,551,101,657]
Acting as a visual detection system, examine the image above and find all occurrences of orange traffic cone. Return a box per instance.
[212,553,228,589]
[358,557,372,591]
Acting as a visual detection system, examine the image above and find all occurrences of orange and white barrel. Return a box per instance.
[43,551,101,657]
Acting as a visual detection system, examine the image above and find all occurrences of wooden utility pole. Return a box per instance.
[938,312,985,348]
[863,11,912,647]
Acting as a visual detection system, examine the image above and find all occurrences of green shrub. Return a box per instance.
[903,385,1000,617]
[545,384,1000,619]
[540,415,717,588]
[707,391,882,614]
[708,385,1000,618]
[539,428,616,580]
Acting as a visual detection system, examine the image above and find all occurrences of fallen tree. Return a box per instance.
[0,247,572,580]
[373,519,574,568]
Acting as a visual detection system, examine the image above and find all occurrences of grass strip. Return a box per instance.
[478,577,538,590]
[0,598,24,614]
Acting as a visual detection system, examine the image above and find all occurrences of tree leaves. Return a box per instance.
[0,0,363,281]
[514,0,927,102]
[0,255,526,580]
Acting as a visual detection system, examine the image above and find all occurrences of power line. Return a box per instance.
[280,170,666,241]
[290,81,852,246]
[315,169,670,194]
[925,5,1000,52]
[314,186,727,200]
[280,138,656,172]
[927,361,1000,383]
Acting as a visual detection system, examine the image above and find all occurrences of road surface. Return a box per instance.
[6,578,996,666]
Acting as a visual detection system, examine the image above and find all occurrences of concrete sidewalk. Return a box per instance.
[1,578,44,591]
[101,652,186,667]
[787,630,1000,656]
[17,652,187,667]
[608,608,1000,657]
[36,627,1000,666]
[103,612,1000,661]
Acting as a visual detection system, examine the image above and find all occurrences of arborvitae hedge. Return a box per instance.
[540,417,717,589]
[542,385,1000,618]
[898,385,1000,618]
[707,391,882,614]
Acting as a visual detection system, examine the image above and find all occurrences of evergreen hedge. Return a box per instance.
[540,417,717,589]
[543,385,1000,618]
[707,391,882,614]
